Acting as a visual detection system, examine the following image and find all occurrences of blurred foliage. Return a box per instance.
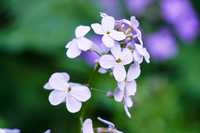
[0,0,200,133]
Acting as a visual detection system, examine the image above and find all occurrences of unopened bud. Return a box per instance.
[107,91,114,98]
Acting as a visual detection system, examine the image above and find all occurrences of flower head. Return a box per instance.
[44,72,91,113]
[66,25,93,58]
[91,15,126,48]
[99,42,133,82]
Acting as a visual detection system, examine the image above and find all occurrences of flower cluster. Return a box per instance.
[44,12,150,132]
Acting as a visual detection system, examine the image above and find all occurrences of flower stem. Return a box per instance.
[79,64,101,132]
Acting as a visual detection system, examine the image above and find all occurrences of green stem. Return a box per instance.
[91,88,107,95]
[79,64,101,132]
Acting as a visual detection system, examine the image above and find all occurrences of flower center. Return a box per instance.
[67,87,71,92]
[116,58,122,63]
[125,77,128,82]
[106,31,110,34]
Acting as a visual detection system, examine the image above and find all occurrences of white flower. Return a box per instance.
[123,16,143,46]
[44,72,91,113]
[82,119,94,133]
[114,63,141,102]
[0,128,20,133]
[99,42,133,82]
[91,16,126,48]
[65,25,93,58]
[97,117,123,133]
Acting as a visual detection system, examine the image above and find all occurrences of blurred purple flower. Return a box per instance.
[161,0,199,42]
[125,0,152,15]
[145,28,178,62]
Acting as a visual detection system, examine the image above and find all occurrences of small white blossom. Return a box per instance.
[99,42,133,82]
[82,119,94,133]
[97,117,123,133]
[91,16,126,48]
[66,25,93,58]
[44,72,91,113]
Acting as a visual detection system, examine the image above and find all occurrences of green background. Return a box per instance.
[0,0,200,132]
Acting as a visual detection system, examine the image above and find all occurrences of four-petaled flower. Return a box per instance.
[99,42,133,82]
[66,25,93,58]
[44,72,91,113]
[91,16,126,48]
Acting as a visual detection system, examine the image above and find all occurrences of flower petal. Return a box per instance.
[99,55,116,69]
[97,117,115,127]
[91,23,104,35]
[126,80,137,96]
[127,63,141,81]
[114,87,124,102]
[133,50,143,64]
[49,72,69,91]
[102,34,115,47]
[102,16,115,32]
[66,41,82,58]
[70,85,91,102]
[130,16,139,28]
[82,119,94,133]
[48,90,67,105]
[109,30,126,41]
[124,105,131,118]
[110,42,121,59]
[66,94,82,113]
[113,64,126,82]
[124,96,133,107]
[122,19,131,26]
[65,38,76,48]
[121,48,133,65]
[44,82,53,90]
[117,81,126,91]
[143,48,150,63]
[77,37,93,51]
[75,25,90,38]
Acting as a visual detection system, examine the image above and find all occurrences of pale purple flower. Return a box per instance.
[91,15,126,48]
[145,28,178,62]
[44,72,91,113]
[125,0,152,15]
[99,42,133,82]
[82,119,94,133]
[114,63,140,102]
[66,25,93,58]
[0,129,20,133]
[123,16,143,46]
[44,129,51,133]
[97,117,123,133]
[161,0,199,42]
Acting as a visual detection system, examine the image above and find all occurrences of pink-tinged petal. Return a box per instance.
[75,25,90,38]
[66,42,82,58]
[66,94,82,113]
[126,80,137,96]
[124,96,133,107]
[124,105,131,118]
[127,63,141,81]
[114,87,124,102]
[110,42,121,59]
[109,30,126,41]
[91,23,104,35]
[102,34,115,48]
[65,38,76,48]
[102,16,115,32]
[70,85,91,102]
[99,55,116,69]
[122,19,131,26]
[49,73,69,91]
[97,117,115,127]
[44,82,53,90]
[77,37,93,51]
[117,81,126,91]
[130,16,139,28]
[82,119,94,133]
[143,48,150,63]
[121,48,133,65]
[48,90,67,105]
[113,64,126,82]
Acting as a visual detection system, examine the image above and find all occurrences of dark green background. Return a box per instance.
[0,0,200,132]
